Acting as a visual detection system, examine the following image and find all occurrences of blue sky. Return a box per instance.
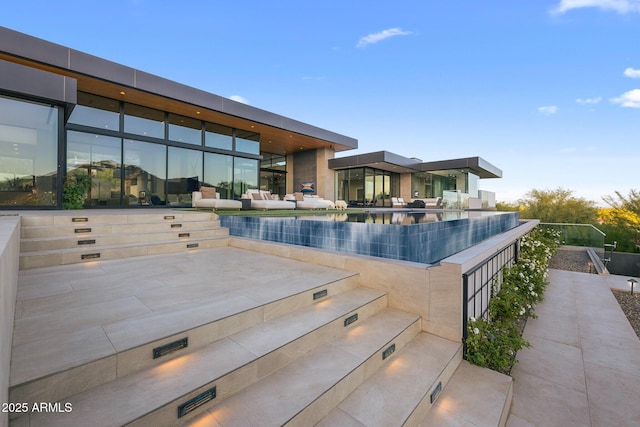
[3,0,639,205]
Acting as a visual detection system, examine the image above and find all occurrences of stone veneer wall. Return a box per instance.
[228,220,538,342]
[0,216,20,427]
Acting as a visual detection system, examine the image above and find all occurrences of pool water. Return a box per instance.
[220,211,520,265]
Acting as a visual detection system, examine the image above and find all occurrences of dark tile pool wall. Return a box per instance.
[220,212,520,265]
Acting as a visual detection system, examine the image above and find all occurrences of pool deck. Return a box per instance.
[507,269,640,426]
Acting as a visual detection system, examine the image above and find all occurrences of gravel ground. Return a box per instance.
[550,249,640,339]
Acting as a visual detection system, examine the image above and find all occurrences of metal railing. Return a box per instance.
[461,239,520,358]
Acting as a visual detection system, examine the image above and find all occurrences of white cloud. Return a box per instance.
[538,105,559,115]
[229,95,249,104]
[624,67,640,78]
[576,96,602,104]
[356,28,413,48]
[611,89,640,107]
[551,0,640,14]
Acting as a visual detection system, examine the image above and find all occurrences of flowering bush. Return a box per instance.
[465,227,560,374]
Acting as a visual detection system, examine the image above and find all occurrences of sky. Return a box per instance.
[2,0,639,206]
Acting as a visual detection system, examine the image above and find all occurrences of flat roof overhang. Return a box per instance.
[420,156,502,179]
[0,26,357,156]
[329,151,422,173]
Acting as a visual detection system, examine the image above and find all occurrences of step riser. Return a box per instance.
[133,305,414,427]
[21,228,228,252]
[403,345,463,426]
[19,237,229,269]
[21,220,221,239]
[19,212,215,227]
[9,277,361,406]
[289,319,422,427]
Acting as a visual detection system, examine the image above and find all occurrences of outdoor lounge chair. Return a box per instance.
[244,190,296,210]
[192,187,242,210]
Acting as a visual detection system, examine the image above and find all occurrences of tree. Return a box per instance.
[601,189,640,251]
[513,188,598,224]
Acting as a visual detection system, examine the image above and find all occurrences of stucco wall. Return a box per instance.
[0,216,20,427]
[228,219,537,342]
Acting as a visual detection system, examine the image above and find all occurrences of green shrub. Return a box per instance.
[465,227,560,374]
[63,173,91,209]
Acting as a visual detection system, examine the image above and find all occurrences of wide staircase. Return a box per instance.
[10,210,512,427]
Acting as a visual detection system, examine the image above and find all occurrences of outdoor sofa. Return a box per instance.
[192,187,242,210]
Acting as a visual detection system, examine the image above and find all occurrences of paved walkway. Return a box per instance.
[507,269,640,427]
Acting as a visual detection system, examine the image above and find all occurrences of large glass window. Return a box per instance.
[68,92,120,130]
[235,129,260,154]
[124,104,164,139]
[167,147,202,205]
[168,113,201,145]
[67,131,121,207]
[204,153,233,199]
[205,123,233,150]
[124,140,167,206]
[233,158,258,198]
[0,96,58,207]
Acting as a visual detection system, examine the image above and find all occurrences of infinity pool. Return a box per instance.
[220,211,519,265]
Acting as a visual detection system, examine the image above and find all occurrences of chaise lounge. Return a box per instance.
[292,192,335,210]
[192,187,242,210]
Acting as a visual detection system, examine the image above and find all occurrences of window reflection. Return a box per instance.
[233,158,258,198]
[168,147,202,206]
[0,96,58,206]
[235,129,260,154]
[67,131,121,206]
[168,113,201,145]
[204,153,233,199]
[205,123,233,150]
[68,92,120,130]
[124,140,167,206]
[124,104,165,138]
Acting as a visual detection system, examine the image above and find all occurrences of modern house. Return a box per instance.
[0,26,500,210]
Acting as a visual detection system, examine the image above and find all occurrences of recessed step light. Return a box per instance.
[382,343,396,360]
[171,224,182,228]
[81,253,100,260]
[164,215,175,220]
[430,381,442,404]
[313,289,328,300]
[72,217,88,223]
[77,239,96,245]
[153,337,188,359]
[177,386,216,418]
[74,228,92,233]
[186,243,199,249]
[178,233,190,238]
[344,313,358,327]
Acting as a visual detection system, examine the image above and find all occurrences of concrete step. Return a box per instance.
[18,210,214,227]
[184,309,421,427]
[19,236,230,269]
[20,287,392,427]
[20,227,228,252]
[9,270,362,409]
[418,361,513,427]
[20,218,220,239]
[317,332,462,427]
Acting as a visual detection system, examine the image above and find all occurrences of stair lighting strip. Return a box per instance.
[81,253,100,260]
[74,228,92,233]
[164,215,175,220]
[313,289,328,300]
[153,337,188,359]
[382,343,396,360]
[344,313,358,327]
[77,239,96,245]
[177,386,216,418]
[72,217,88,222]
[178,232,190,238]
[186,243,199,249]
[171,223,182,228]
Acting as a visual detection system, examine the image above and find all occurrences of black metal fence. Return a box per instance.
[462,240,520,358]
